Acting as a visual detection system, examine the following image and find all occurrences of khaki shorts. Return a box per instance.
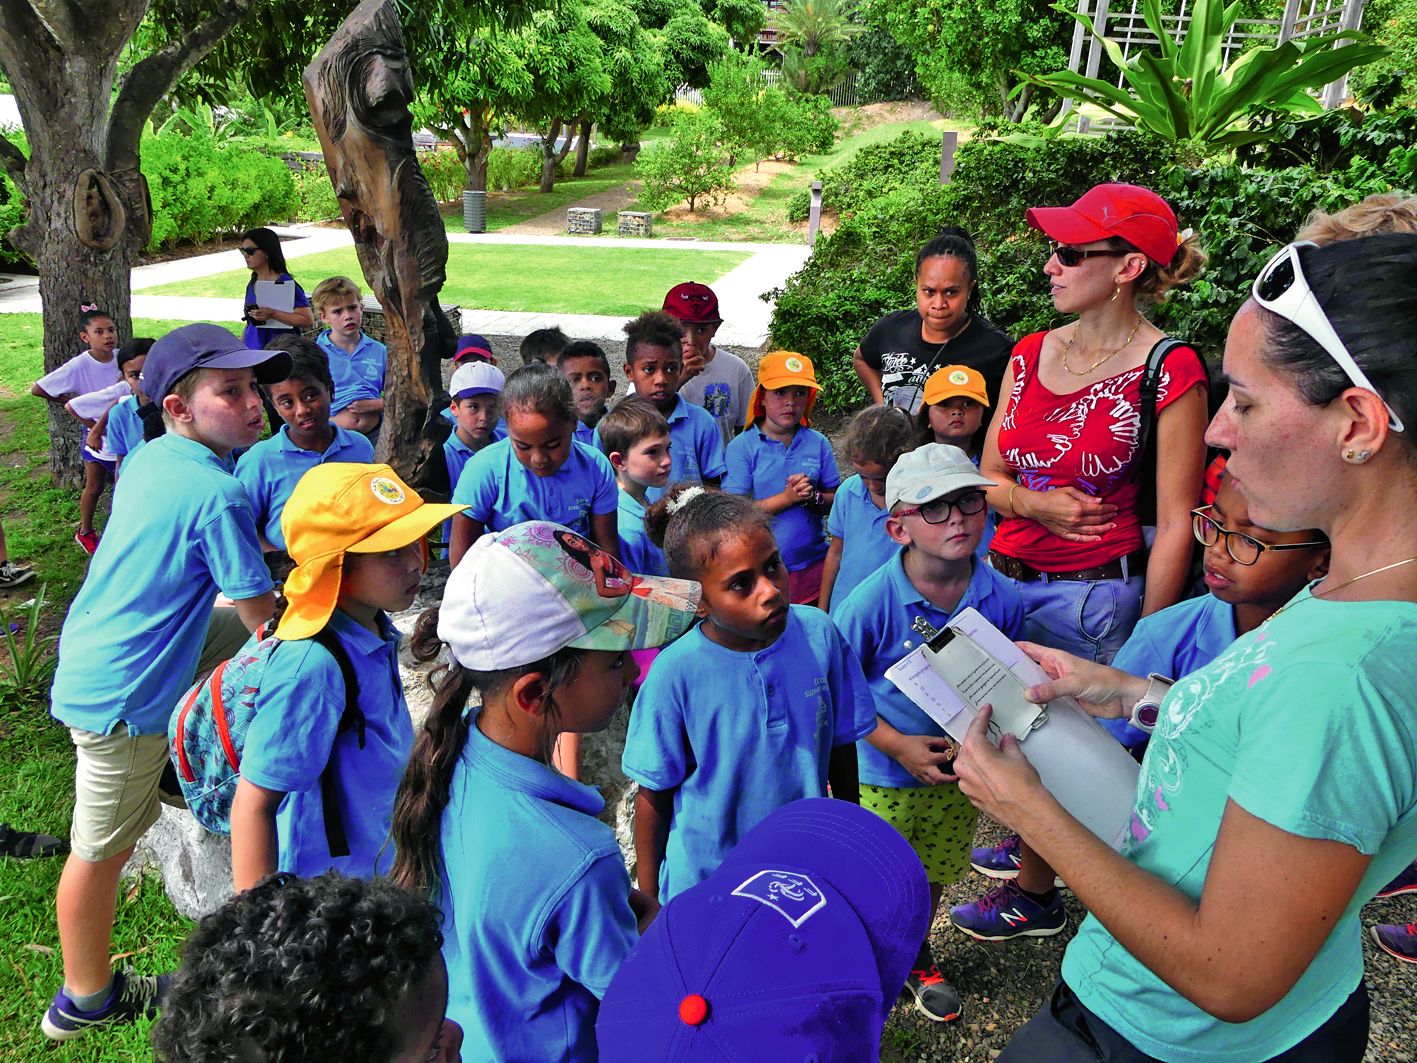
[69,729,169,862]
[861,781,978,885]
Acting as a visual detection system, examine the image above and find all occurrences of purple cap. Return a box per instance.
[454,333,496,364]
[596,798,930,1060]
[142,323,290,401]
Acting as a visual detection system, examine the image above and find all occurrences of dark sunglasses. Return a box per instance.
[894,489,988,524]
[1191,506,1326,566]
[239,246,259,256]
[1049,241,1128,268]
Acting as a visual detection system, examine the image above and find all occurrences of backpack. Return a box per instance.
[1135,338,1227,528]
[168,625,365,857]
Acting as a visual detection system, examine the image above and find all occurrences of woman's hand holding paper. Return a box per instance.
[953,704,1046,830]
[1016,641,1147,719]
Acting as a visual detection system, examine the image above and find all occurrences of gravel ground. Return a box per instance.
[466,341,1417,1061]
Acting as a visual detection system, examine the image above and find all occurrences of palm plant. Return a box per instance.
[1018,0,1388,150]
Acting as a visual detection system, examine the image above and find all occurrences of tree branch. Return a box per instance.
[105,0,258,171]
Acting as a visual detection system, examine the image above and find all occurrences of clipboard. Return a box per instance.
[252,280,296,330]
[885,608,1141,849]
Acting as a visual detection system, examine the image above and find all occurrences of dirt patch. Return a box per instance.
[657,159,794,226]
[498,181,643,236]
[833,100,946,136]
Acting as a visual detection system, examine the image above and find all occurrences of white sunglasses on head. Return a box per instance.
[1252,241,1404,433]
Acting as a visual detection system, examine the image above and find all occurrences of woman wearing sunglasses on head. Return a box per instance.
[956,233,1417,1062]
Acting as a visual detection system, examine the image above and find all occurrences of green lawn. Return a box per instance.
[440,159,639,233]
[653,117,973,244]
[142,243,749,316]
[0,313,195,1061]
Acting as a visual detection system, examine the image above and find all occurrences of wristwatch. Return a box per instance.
[1129,673,1173,734]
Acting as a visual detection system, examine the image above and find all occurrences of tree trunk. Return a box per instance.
[456,106,493,193]
[538,117,563,193]
[572,118,592,178]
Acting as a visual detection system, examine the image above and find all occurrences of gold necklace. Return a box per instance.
[1060,316,1143,377]
[1266,554,1417,625]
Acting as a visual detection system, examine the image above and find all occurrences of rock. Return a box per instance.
[123,802,233,921]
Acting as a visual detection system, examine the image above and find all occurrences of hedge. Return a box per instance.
[769,120,1415,414]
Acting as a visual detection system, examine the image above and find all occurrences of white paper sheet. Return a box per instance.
[886,608,1141,849]
[252,280,296,329]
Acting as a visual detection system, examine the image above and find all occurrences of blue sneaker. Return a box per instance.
[970,834,1065,887]
[950,880,1067,942]
[1371,923,1417,964]
[1376,861,1417,899]
[41,970,171,1040]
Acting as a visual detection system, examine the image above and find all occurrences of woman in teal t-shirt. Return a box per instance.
[956,234,1417,1063]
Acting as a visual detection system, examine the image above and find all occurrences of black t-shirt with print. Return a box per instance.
[859,309,1012,414]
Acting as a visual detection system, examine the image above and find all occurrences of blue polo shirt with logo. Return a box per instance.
[316,329,387,414]
[616,490,667,577]
[723,425,841,572]
[645,395,726,503]
[825,474,894,612]
[453,438,617,539]
[235,425,375,551]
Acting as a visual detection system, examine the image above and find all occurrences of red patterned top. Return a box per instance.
[991,331,1208,571]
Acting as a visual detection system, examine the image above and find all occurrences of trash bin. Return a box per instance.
[463,190,486,233]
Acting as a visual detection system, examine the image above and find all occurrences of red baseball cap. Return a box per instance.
[1025,183,1181,267]
[662,282,722,325]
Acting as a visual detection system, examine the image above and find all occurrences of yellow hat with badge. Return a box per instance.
[276,463,466,640]
[745,351,820,429]
[922,364,990,408]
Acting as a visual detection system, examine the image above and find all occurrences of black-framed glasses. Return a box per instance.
[239,246,259,256]
[1191,506,1327,566]
[895,490,988,524]
[1049,241,1129,268]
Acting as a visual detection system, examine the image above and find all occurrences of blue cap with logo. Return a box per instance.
[595,798,930,1060]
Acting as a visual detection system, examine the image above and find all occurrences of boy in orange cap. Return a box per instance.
[722,352,840,605]
[918,364,990,458]
[229,463,464,891]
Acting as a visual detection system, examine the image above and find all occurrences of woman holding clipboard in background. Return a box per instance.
[239,227,315,349]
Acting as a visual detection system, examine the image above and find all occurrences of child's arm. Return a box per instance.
[63,399,97,429]
[448,513,484,568]
[31,382,66,403]
[85,407,113,452]
[230,777,284,891]
[819,537,844,611]
[866,717,957,786]
[233,592,276,633]
[591,510,620,562]
[633,786,675,901]
[827,743,860,803]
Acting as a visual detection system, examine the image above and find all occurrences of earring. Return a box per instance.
[1344,449,1372,463]
[1109,284,1121,303]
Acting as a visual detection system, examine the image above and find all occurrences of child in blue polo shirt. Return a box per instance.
[955,472,1331,944]
[448,364,619,568]
[236,338,375,555]
[625,486,876,903]
[832,443,1024,1026]
[437,359,505,551]
[619,310,724,503]
[43,324,289,1041]
[312,275,386,439]
[559,340,616,447]
[105,340,154,474]
[596,397,672,577]
[723,352,840,606]
[821,405,917,613]
[230,464,463,889]
[388,520,700,1062]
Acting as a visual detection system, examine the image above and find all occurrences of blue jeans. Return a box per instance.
[1001,566,1144,665]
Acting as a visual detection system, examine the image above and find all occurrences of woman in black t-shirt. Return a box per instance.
[853,229,1012,414]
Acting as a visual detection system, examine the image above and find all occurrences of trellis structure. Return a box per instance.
[1064,0,1370,131]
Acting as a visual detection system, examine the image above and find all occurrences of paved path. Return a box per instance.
[0,224,810,347]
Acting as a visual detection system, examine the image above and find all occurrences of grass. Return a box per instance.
[141,243,750,316]
[652,117,973,244]
[440,159,640,233]
[0,313,196,1061]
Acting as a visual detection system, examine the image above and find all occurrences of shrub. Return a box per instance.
[421,148,466,201]
[291,160,340,222]
[635,109,736,212]
[486,147,543,192]
[1348,0,1417,108]
[1234,107,1417,174]
[588,144,622,169]
[0,128,28,268]
[787,129,940,222]
[771,91,839,160]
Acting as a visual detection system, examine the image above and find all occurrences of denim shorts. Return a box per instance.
[1000,569,1145,665]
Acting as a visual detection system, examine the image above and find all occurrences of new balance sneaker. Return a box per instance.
[950,880,1067,942]
[41,970,171,1040]
[1371,923,1417,964]
[902,961,963,1023]
[969,835,1065,887]
[74,529,99,555]
[1376,860,1417,899]
[0,560,35,588]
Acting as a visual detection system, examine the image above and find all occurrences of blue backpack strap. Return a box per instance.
[308,626,365,859]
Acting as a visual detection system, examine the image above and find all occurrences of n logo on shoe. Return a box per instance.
[732,870,826,927]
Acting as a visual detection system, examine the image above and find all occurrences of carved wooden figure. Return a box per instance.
[303,0,453,476]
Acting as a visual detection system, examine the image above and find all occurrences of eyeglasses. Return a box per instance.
[1252,242,1404,433]
[1191,506,1327,566]
[894,490,988,524]
[1049,241,1129,268]
[239,246,259,256]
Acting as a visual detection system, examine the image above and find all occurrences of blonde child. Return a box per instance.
[229,463,462,889]
[625,485,875,903]
[722,352,840,606]
[820,405,917,613]
[312,275,386,437]
[596,397,672,577]
[388,520,699,1061]
[448,364,618,568]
